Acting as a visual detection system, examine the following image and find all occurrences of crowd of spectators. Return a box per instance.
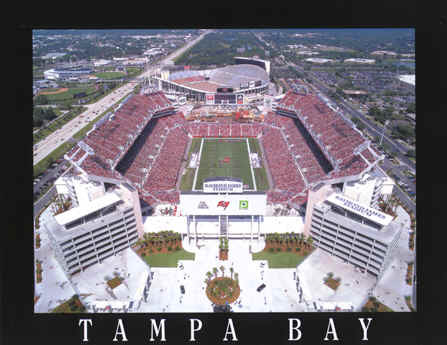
[276,90,377,180]
[261,127,306,204]
[65,89,380,210]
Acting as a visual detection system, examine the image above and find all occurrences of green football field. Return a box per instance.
[180,137,270,191]
[195,138,254,190]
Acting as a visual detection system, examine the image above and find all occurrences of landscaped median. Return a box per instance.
[252,233,315,268]
[133,231,195,267]
[361,296,394,312]
[36,259,43,283]
[51,294,86,313]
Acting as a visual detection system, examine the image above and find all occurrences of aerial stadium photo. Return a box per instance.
[33,28,416,314]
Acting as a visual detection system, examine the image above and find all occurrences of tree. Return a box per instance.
[234,273,239,284]
[212,267,218,279]
[35,94,49,105]
[229,267,234,279]
[307,236,313,248]
[406,149,415,158]
[220,265,225,277]
[206,271,213,283]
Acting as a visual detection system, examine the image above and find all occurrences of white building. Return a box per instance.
[305,58,335,64]
[93,59,111,67]
[46,173,144,276]
[344,58,375,64]
[44,68,93,80]
[342,167,394,208]
[304,186,402,279]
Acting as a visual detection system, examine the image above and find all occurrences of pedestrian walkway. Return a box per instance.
[372,205,415,311]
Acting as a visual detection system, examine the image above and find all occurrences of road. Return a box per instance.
[33,30,212,167]
[289,63,415,172]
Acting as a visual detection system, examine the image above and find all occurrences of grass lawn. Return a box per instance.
[195,138,254,190]
[252,251,308,268]
[142,249,195,267]
[95,71,126,79]
[44,86,97,102]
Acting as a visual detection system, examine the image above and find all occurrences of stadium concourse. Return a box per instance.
[64,88,381,213]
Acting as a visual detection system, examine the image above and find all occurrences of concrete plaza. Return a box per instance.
[139,238,306,312]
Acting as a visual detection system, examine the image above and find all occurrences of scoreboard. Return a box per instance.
[215,93,236,104]
[217,87,234,93]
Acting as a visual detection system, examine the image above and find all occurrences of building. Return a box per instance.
[45,173,144,276]
[305,58,335,64]
[342,167,394,208]
[344,58,375,64]
[151,63,270,103]
[93,59,111,67]
[306,189,402,279]
[44,68,93,81]
[180,178,267,240]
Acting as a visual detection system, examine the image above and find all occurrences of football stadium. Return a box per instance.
[150,57,270,103]
[37,58,412,313]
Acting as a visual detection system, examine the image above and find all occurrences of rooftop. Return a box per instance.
[326,193,393,227]
[54,191,121,226]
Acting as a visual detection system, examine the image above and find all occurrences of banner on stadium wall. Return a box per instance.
[206,94,214,105]
[237,94,243,105]
[203,180,243,193]
[249,81,255,88]
[180,193,266,216]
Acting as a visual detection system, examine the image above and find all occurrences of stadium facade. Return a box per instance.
[150,63,270,104]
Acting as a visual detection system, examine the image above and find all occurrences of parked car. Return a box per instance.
[180,285,185,294]
[257,283,266,292]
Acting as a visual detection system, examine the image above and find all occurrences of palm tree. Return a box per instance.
[220,265,225,277]
[212,267,218,279]
[206,271,213,283]
[307,236,313,249]
[229,267,234,279]
[299,233,304,246]
[234,272,239,284]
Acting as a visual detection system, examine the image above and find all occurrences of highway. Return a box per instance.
[33,30,212,167]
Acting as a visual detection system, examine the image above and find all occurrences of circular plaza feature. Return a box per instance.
[206,276,240,305]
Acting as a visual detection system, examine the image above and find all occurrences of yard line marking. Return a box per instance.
[192,138,204,191]
[246,138,257,191]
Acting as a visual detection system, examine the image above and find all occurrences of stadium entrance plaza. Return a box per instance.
[35,205,414,312]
